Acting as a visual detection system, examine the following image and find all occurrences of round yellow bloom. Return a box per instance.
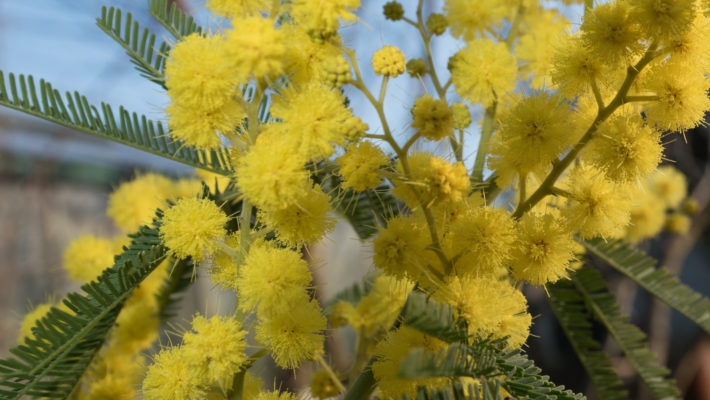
[236,133,310,211]
[337,141,389,191]
[551,34,609,99]
[226,16,285,80]
[160,197,228,261]
[581,1,644,65]
[107,173,173,233]
[451,102,472,129]
[629,0,697,43]
[516,9,570,90]
[625,190,666,243]
[648,165,687,208]
[372,217,434,281]
[372,326,448,399]
[281,25,342,86]
[411,94,454,141]
[561,164,631,239]
[451,39,516,107]
[665,212,691,233]
[206,0,269,18]
[86,374,138,400]
[311,369,340,399]
[143,347,204,400]
[260,185,336,246]
[372,46,406,77]
[255,299,326,369]
[434,276,531,348]
[165,33,245,150]
[447,206,517,276]
[667,15,710,73]
[237,244,313,315]
[445,0,507,40]
[272,82,352,159]
[488,92,572,187]
[290,0,361,42]
[510,212,577,285]
[210,233,240,290]
[63,235,119,283]
[112,301,160,354]
[18,302,54,344]
[393,152,470,208]
[644,60,710,132]
[584,112,663,182]
[182,314,248,391]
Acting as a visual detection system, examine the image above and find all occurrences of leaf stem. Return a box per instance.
[316,354,347,393]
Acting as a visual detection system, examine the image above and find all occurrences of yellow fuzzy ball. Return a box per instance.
[159,198,228,261]
[372,46,406,77]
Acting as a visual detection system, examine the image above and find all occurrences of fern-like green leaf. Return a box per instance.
[0,71,234,175]
[581,238,710,334]
[403,380,505,400]
[96,6,169,88]
[148,0,203,40]
[0,226,167,399]
[399,339,585,400]
[548,278,629,400]
[402,291,469,344]
[572,265,681,400]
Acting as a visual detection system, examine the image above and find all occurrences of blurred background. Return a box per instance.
[0,0,709,399]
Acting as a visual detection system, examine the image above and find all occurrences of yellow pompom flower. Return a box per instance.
[226,16,285,80]
[625,188,666,243]
[18,302,54,344]
[372,326,448,399]
[165,34,245,150]
[551,34,608,98]
[311,369,340,399]
[393,152,470,208]
[648,165,687,208]
[159,197,228,261]
[644,60,710,132]
[581,1,644,64]
[182,314,248,391]
[629,0,697,43]
[445,0,507,40]
[434,276,531,348]
[488,92,572,187]
[210,233,240,290]
[337,141,389,191]
[143,347,204,400]
[260,185,336,246]
[373,217,434,281]
[451,102,472,129]
[665,211,691,233]
[237,244,313,315]
[290,0,360,42]
[236,134,310,211]
[451,39,516,107]
[447,206,517,276]
[255,299,326,369]
[206,0,269,18]
[516,9,570,89]
[561,164,631,239]
[86,374,139,400]
[62,235,119,283]
[668,15,710,73]
[107,173,172,233]
[584,112,663,182]
[272,83,352,159]
[281,25,342,86]
[112,301,160,354]
[510,212,577,285]
[411,94,454,141]
[372,46,406,77]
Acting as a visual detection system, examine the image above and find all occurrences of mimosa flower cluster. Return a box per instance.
[15,0,708,398]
